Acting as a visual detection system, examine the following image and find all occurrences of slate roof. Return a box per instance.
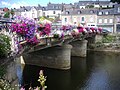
[47,2,63,10]
[62,8,98,15]
[0,8,3,11]
[74,1,110,6]
[97,8,114,15]
[74,1,113,8]
[114,4,120,14]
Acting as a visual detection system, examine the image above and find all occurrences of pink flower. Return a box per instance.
[42,87,45,90]
[39,70,43,75]
[35,87,39,90]
[20,87,25,90]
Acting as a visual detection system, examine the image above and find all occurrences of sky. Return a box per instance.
[0,0,110,9]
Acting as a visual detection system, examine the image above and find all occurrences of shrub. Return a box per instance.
[102,35,115,43]
[0,34,11,57]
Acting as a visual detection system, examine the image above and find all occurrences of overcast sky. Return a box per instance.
[0,0,110,9]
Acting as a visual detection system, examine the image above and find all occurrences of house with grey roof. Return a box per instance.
[13,1,120,33]
[61,8,98,27]
[113,4,120,33]
[14,5,43,19]
[74,1,116,9]
[44,2,62,19]
[14,2,64,19]
[0,8,4,18]
[97,8,114,32]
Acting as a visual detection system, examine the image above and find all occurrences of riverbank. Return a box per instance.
[0,56,20,90]
[88,42,120,53]
[88,48,120,53]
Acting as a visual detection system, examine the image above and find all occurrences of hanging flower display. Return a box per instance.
[26,36,39,45]
[37,23,45,31]
[10,16,38,46]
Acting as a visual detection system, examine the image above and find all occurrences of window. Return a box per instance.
[43,12,45,16]
[105,11,109,15]
[65,18,67,22]
[78,11,81,14]
[24,13,26,17]
[73,17,77,22]
[53,11,55,14]
[109,19,113,23]
[98,12,102,15]
[66,11,70,14]
[118,7,120,13]
[32,13,35,18]
[91,25,95,26]
[81,17,85,22]
[104,19,107,23]
[47,15,49,18]
[99,19,102,23]
[56,6,58,9]
[90,10,94,14]
[90,17,94,22]
[117,17,120,23]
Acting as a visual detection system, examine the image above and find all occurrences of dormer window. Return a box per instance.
[118,7,120,13]
[98,12,103,15]
[90,10,94,13]
[53,11,55,14]
[78,11,81,14]
[66,11,70,14]
[105,11,109,15]
[42,7,45,10]
[32,10,34,13]
[56,6,58,9]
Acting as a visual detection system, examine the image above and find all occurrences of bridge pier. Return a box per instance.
[70,40,88,57]
[21,44,72,70]
[95,34,103,43]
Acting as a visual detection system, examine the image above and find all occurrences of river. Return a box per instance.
[16,51,120,90]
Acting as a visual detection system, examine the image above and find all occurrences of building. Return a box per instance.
[45,2,62,19]
[14,5,43,19]
[61,8,98,27]
[97,9,114,32]
[74,1,116,9]
[0,8,4,18]
[12,1,120,33]
[114,4,120,33]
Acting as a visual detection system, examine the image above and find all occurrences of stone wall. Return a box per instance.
[22,44,72,70]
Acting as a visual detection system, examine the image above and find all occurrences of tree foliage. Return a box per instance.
[86,5,94,8]
[110,0,120,4]
[0,34,11,57]
[3,12,10,18]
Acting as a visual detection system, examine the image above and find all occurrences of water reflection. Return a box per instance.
[16,60,24,86]
[20,51,120,90]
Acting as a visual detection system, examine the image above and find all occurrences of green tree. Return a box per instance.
[3,12,10,18]
[86,5,94,8]
[110,0,120,4]
[0,34,11,57]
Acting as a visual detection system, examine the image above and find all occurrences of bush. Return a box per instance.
[102,35,115,43]
[0,34,11,57]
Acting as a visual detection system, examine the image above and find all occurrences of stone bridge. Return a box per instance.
[0,20,103,70]
[19,33,101,70]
